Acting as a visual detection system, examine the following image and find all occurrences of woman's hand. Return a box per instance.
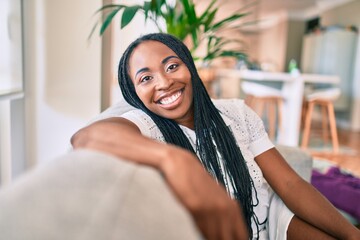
[72,118,249,240]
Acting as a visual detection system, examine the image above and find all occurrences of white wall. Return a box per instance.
[321,0,360,130]
[23,0,102,166]
[240,11,289,72]
[110,0,160,103]
[257,16,288,72]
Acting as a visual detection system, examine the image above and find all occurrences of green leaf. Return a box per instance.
[198,0,216,22]
[88,21,99,40]
[144,1,151,20]
[91,0,252,65]
[100,6,122,35]
[121,5,141,28]
[203,9,217,32]
[228,19,262,31]
[211,13,250,31]
[151,0,166,15]
[219,51,247,59]
[94,4,126,15]
[181,0,196,23]
[191,30,198,49]
[235,0,259,13]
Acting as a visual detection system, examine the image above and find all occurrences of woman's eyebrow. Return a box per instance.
[161,56,179,64]
[134,56,179,79]
[134,67,149,79]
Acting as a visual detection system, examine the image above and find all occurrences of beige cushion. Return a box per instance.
[0,150,201,240]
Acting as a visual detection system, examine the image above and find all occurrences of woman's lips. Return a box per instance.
[158,90,182,105]
[156,89,184,109]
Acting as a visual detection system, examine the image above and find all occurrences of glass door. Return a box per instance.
[0,0,24,186]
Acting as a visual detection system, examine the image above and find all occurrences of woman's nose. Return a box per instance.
[155,73,173,90]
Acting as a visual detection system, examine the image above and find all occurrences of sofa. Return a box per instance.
[0,145,312,240]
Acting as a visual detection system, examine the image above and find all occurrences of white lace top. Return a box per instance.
[94,98,274,237]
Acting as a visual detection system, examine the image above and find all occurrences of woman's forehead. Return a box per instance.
[129,41,180,67]
[136,41,177,56]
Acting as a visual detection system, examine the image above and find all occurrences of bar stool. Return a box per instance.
[301,88,340,153]
[241,81,283,141]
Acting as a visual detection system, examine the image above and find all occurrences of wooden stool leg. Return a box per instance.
[327,102,339,153]
[246,95,256,109]
[321,104,329,144]
[300,99,308,129]
[301,101,314,150]
[247,96,255,109]
[277,98,283,140]
[268,99,276,140]
[256,99,265,119]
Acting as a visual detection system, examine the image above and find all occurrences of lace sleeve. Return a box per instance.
[241,102,274,156]
[121,110,153,138]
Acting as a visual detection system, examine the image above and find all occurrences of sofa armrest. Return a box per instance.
[0,150,201,240]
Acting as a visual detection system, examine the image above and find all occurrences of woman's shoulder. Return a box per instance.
[213,98,245,107]
[213,98,247,115]
[121,109,155,127]
[89,100,156,136]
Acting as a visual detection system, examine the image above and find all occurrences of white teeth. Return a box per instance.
[159,91,182,105]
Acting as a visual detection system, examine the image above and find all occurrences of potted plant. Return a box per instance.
[93,0,254,62]
[91,0,254,93]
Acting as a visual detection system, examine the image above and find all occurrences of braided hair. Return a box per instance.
[118,33,260,238]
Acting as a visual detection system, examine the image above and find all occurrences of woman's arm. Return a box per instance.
[71,118,249,240]
[71,117,166,168]
[255,148,360,239]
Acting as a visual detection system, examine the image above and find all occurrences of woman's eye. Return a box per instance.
[140,76,152,83]
[167,63,178,72]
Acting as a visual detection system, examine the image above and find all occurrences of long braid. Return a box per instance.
[118,33,260,238]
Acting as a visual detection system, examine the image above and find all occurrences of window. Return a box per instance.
[0,0,24,186]
[0,0,23,97]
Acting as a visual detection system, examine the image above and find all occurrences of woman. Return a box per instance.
[71,33,360,240]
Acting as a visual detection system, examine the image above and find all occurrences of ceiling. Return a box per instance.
[237,0,354,31]
[253,0,354,19]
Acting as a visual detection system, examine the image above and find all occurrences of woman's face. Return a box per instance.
[128,40,194,128]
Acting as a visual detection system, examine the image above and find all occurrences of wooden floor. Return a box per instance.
[305,124,360,177]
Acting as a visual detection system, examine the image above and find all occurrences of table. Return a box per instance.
[216,69,340,147]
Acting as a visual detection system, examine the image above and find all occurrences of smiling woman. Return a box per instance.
[129,41,194,128]
[71,33,360,240]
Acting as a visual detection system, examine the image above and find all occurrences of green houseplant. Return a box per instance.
[91,0,254,66]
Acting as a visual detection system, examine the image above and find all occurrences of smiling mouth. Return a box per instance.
[157,89,183,105]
